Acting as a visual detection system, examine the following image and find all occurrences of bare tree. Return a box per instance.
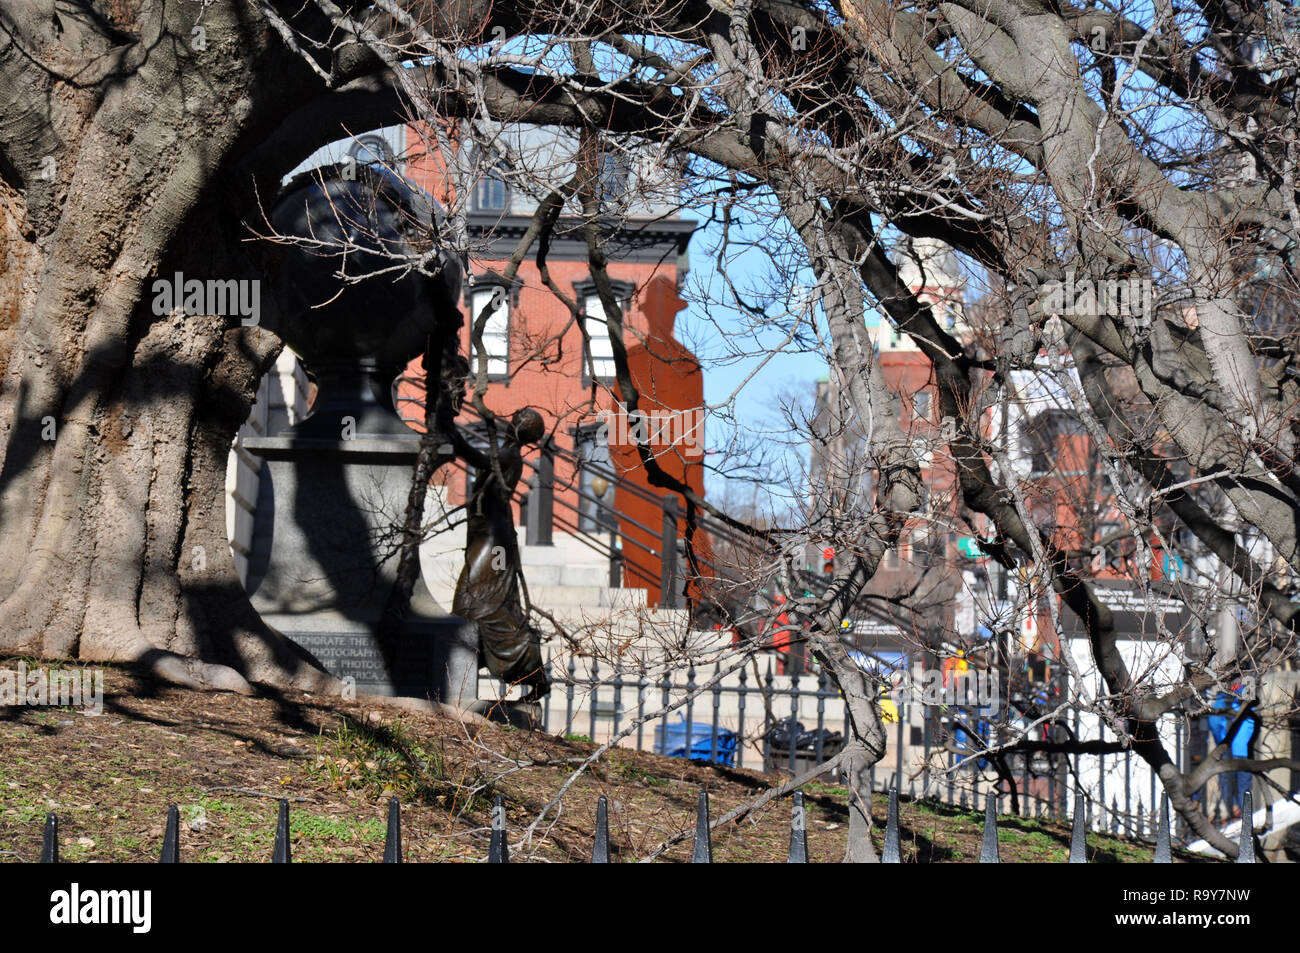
[271,0,1300,857]
[5,0,1300,858]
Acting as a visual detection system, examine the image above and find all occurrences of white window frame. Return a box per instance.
[470,286,510,378]
[582,293,623,382]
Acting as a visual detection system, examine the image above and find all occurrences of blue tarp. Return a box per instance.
[654,715,738,767]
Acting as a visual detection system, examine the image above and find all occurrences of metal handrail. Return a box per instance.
[439,457,664,592]
[394,378,798,614]
[395,382,756,551]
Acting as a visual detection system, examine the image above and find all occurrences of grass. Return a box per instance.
[803,781,850,798]
[310,716,441,800]
[0,662,1222,863]
[187,796,386,863]
[307,714,496,817]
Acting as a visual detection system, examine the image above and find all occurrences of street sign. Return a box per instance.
[1057,579,1189,640]
[956,536,985,559]
[1162,552,1185,581]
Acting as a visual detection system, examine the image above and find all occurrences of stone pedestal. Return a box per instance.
[246,423,478,705]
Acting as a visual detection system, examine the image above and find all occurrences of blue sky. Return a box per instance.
[675,205,866,509]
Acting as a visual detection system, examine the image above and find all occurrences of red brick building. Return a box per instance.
[395,123,704,607]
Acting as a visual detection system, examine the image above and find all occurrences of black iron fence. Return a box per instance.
[489,657,848,775]
[29,787,1257,863]
[479,660,1201,843]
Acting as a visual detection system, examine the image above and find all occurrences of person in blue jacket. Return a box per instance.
[1208,681,1257,820]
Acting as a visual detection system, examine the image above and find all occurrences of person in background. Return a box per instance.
[1208,680,1257,821]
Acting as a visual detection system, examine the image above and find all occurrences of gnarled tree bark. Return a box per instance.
[0,0,413,690]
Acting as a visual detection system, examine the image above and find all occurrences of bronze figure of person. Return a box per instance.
[452,408,550,699]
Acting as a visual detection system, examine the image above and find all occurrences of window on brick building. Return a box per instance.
[473,165,509,213]
[582,295,618,381]
[469,283,510,378]
[914,389,931,422]
[597,151,631,206]
[575,279,632,384]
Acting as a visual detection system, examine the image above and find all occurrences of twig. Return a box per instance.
[203,786,313,802]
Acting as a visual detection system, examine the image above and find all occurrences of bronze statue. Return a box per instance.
[452,408,550,699]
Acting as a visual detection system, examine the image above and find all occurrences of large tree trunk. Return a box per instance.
[0,1,398,691]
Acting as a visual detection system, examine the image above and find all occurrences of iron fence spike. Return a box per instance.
[691,788,712,863]
[882,787,901,863]
[1237,790,1255,863]
[490,794,509,863]
[979,792,999,863]
[1153,794,1171,863]
[383,797,402,863]
[41,813,58,864]
[160,805,180,863]
[787,792,808,863]
[272,799,291,863]
[1069,792,1086,863]
[592,796,610,863]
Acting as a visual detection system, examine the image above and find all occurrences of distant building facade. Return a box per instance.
[391,124,704,609]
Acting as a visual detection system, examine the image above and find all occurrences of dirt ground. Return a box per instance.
[0,661,1179,862]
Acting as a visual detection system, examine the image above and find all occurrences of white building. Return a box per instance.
[869,236,967,352]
